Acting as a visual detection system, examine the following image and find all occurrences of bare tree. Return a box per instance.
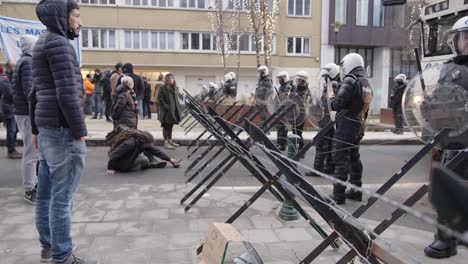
[246,0,262,67]
[209,2,227,72]
[259,0,279,69]
[245,0,279,69]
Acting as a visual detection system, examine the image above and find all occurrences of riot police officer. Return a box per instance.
[391,74,407,134]
[255,65,273,124]
[276,71,294,151]
[306,63,340,177]
[292,71,312,154]
[424,16,468,259]
[223,72,237,98]
[208,82,218,100]
[329,53,373,205]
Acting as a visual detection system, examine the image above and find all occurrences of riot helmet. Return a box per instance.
[448,16,468,56]
[276,71,289,85]
[339,53,364,80]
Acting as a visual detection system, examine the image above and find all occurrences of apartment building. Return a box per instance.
[0,0,322,101]
[321,0,421,115]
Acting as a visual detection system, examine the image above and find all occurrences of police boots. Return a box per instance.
[424,230,458,259]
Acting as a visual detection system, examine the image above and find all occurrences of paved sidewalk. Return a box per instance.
[0,184,466,264]
[0,116,421,146]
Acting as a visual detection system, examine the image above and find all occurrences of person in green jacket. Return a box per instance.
[157,73,181,149]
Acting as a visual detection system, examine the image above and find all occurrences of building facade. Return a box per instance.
[0,0,322,103]
[321,0,421,115]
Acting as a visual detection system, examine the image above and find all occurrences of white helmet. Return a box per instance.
[321,63,340,80]
[448,16,468,56]
[294,71,309,86]
[224,73,232,82]
[276,71,290,82]
[340,53,364,79]
[258,65,269,77]
[208,82,218,89]
[394,73,407,84]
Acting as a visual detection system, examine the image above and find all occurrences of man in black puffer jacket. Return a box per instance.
[1,68,21,159]
[30,1,95,263]
[329,53,373,205]
[12,35,40,204]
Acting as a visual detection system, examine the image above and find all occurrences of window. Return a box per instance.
[391,5,405,28]
[225,34,275,53]
[149,32,174,50]
[182,32,216,51]
[373,0,384,27]
[81,28,116,49]
[391,49,417,80]
[356,0,369,26]
[180,0,206,8]
[226,0,248,10]
[287,0,311,16]
[79,0,116,4]
[422,10,468,57]
[335,0,347,24]
[82,29,89,48]
[125,31,132,49]
[124,0,173,6]
[202,33,211,50]
[335,47,374,77]
[133,31,140,49]
[239,35,250,51]
[287,37,310,55]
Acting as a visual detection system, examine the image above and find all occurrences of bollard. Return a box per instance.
[278,134,300,221]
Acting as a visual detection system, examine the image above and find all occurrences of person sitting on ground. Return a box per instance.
[106,127,181,174]
[112,75,138,129]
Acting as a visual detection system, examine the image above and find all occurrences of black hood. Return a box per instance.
[123,63,134,75]
[36,0,71,39]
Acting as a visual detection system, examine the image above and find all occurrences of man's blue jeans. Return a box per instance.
[4,117,17,153]
[138,98,144,119]
[35,127,86,262]
[93,94,103,117]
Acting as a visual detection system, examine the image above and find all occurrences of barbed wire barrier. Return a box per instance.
[179,91,467,263]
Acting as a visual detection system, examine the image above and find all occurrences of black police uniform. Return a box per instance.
[292,82,311,152]
[255,76,273,124]
[276,80,294,150]
[424,55,468,259]
[330,67,372,203]
[390,80,406,133]
[308,78,340,176]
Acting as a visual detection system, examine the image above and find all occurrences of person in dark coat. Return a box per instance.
[306,64,340,177]
[30,1,94,263]
[12,35,40,203]
[157,73,181,149]
[424,16,468,259]
[275,71,294,151]
[102,69,112,122]
[292,71,312,154]
[142,76,152,119]
[329,53,373,205]
[390,74,407,134]
[1,67,21,159]
[91,69,104,119]
[106,128,180,174]
[118,63,144,119]
[255,65,273,124]
[112,75,138,129]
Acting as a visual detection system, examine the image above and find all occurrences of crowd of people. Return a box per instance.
[0,1,182,263]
